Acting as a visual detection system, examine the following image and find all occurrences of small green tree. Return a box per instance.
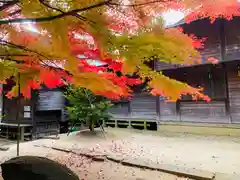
[65,86,113,132]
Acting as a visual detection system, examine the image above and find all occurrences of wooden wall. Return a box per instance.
[108,102,129,117]
[112,63,237,124]
[111,95,230,123]
[36,89,65,112]
[130,93,157,119]
[228,72,240,123]
[155,19,221,71]
[179,101,228,123]
[159,100,179,121]
[154,17,240,124]
[225,17,240,61]
[155,17,240,71]
[34,88,65,137]
[2,82,33,124]
[227,63,240,123]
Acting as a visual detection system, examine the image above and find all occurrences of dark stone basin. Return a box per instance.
[1,156,79,180]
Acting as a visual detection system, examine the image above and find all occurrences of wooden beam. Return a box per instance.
[156,96,160,120]
[219,19,226,62]
[176,100,180,118]
[223,63,231,122]
[128,101,131,116]
[218,19,232,122]
[31,90,37,139]
[16,72,20,156]
[209,66,214,98]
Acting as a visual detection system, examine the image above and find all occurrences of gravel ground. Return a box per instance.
[27,128,240,175]
[1,128,240,179]
[0,138,14,147]
[0,141,191,180]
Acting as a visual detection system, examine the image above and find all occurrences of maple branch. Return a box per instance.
[108,0,169,7]
[39,0,97,27]
[0,52,64,72]
[8,9,21,16]
[0,56,66,77]
[0,0,19,12]
[0,57,24,63]
[0,40,56,61]
[0,40,67,71]
[0,54,29,57]
[0,0,109,24]
[39,0,87,22]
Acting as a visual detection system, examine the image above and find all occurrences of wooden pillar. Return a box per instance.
[223,63,231,122]
[31,90,37,139]
[1,84,5,123]
[208,66,214,98]
[128,101,131,115]
[114,119,118,128]
[127,100,132,128]
[127,120,131,128]
[176,100,180,120]
[20,127,25,141]
[218,19,231,122]
[102,119,106,127]
[143,121,147,130]
[156,96,160,121]
[16,72,21,156]
[219,19,226,62]
[0,84,3,123]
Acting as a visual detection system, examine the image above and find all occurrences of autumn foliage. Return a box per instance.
[0,0,239,101]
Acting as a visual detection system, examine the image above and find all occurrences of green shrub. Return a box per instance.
[65,86,112,131]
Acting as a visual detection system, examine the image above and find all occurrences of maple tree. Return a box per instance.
[0,0,239,101]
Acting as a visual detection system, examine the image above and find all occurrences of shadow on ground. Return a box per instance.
[0,138,15,146]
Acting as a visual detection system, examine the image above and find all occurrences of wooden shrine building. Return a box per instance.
[0,81,67,140]
[108,16,240,127]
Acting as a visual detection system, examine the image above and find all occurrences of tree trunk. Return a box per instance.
[88,119,94,132]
